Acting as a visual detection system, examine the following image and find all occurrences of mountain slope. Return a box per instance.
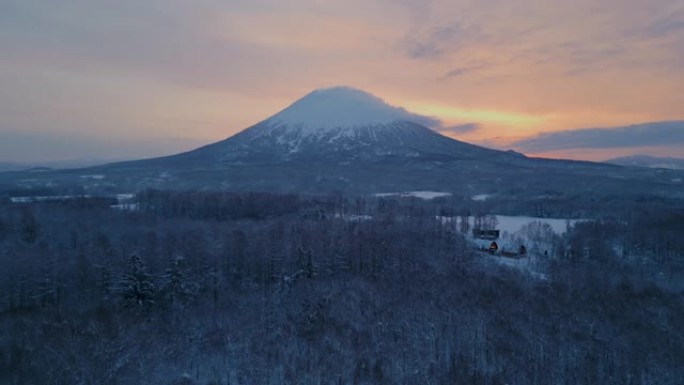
[606,155,684,170]
[109,87,502,166]
[1,87,683,197]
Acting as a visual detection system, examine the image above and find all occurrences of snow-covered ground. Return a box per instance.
[494,215,575,235]
[110,193,138,211]
[479,216,574,251]
[9,195,89,203]
[441,215,589,278]
[8,192,143,212]
[376,191,452,200]
[334,213,373,221]
[471,194,492,201]
[479,253,549,281]
[441,215,579,236]
[111,203,140,211]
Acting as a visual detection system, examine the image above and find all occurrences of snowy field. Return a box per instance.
[79,174,105,180]
[110,193,138,210]
[9,193,140,211]
[491,215,582,255]
[9,195,89,203]
[441,214,589,278]
[464,215,583,252]
[441,215,581,237]
[375,191,452,200]
[493,215,576,235]
[471,194,493,201]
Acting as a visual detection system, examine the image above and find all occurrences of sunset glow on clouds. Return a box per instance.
[0,0,683,163]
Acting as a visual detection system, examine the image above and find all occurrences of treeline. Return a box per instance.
[559,212,684,280]
[0,192,682,384]
[136,190,302,221]
[430,192,684,219]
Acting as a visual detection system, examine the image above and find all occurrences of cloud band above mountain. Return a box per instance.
[512,121,684,152]
[437,123,481,134]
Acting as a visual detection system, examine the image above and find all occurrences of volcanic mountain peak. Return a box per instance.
[262,86,431,136]
[192,86,494,161]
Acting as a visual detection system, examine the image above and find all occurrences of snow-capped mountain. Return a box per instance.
[1,86,683,196]
[605,155,684,170]
[171,87,501,163]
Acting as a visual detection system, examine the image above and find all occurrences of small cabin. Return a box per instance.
[489,241,498,253]
[472,229,500,240]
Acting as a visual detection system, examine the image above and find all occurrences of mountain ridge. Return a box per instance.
[606,154,684,170]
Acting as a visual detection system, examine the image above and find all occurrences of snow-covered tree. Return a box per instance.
[117,254,156,307]
[159,256,198,307]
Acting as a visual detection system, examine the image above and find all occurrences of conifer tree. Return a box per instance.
[118,254,156,307]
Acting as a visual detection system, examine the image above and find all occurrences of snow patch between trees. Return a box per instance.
[471,194,492,201]
[376,191,452,200]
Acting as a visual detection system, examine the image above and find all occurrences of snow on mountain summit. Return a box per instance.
[264,86,436,133]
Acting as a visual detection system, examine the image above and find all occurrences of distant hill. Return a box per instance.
[0,162,25,172]
[606,155,684,170]
[0,159,120,172]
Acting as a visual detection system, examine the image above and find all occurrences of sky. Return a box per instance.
[1,0,683,164]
